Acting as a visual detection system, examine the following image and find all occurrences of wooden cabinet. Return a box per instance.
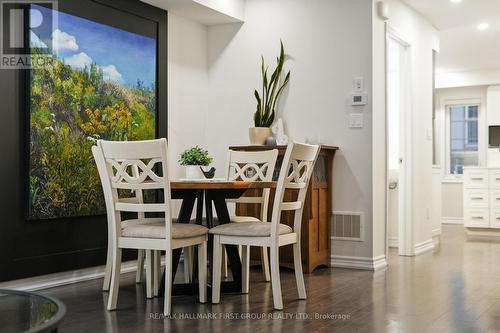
[229,145,338,273]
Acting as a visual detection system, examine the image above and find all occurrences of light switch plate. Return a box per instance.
[354,77,364,91]
[349,113,363,128]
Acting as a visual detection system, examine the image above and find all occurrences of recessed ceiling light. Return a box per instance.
[450,0,462,3]
[477,23,489,31]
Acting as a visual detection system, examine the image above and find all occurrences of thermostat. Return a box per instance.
[349,113,363,129]
[351,93,367,106]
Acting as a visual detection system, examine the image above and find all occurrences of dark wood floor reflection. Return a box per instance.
[41,225,500,333]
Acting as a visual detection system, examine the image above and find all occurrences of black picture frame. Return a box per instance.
[0,0,167,282]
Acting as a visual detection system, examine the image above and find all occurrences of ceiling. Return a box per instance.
[402,0,500,30]
[437,22,500,73]
[141,0,244,25]
[402,0,500,76]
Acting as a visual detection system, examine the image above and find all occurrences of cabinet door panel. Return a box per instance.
[464,189,489,208]
[490,190,500,210]
[490,210,500,229]
[464,169,489,189]
[318,188,329,250]
[489,169,500,189]
[464,208,489,228]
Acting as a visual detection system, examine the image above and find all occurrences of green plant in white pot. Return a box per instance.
[250,40,291,145]
[179,146,213,179]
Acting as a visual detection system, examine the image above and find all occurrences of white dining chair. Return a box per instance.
[92,138,208,316]
[210,142,320,310]
[101,170,151,291]
[101,160,164,295]
[224,149,279,282]
[184,149,279,282]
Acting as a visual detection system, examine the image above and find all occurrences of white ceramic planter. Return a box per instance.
[249,127,271,145]
[185,165,204,179]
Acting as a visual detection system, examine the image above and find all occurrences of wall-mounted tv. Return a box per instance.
[489,126,500,148]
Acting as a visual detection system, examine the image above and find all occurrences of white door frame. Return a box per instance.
[386,26,414,256]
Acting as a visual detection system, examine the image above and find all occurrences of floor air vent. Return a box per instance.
[331,212,363,241]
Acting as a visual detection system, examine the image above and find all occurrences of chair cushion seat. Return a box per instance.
[230,215,261,223]
[190,216,262,224]
[121,217,166,229]
[209,222,293,237]
[122,219,208,239]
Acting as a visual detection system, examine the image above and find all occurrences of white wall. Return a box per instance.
[431,166,442,237]
[436,69,500,89]
[206,0,376,260]
[372,0,387,259]
[167,13,208,215]
[373,0,439,254]
[488,86,500,165]
[168,13,208,177]
[488,86,500,126]
[441,181,463,222]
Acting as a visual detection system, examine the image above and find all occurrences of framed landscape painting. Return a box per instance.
[28,5,157,220]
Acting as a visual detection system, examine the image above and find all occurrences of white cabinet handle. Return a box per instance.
[471,197,484,200]
[471,177,484,181]
[472,216,484,220]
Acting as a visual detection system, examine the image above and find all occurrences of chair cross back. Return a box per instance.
[225,149,279,218]
[230,162,271,182]
[270,142,320,238]
[92,138,173,238]
[108,158,164,190]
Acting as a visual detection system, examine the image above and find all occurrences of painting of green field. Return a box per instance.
[29,6,156,219]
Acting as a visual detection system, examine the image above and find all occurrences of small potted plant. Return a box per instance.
[250,40,291,145]
[179,146,213,179]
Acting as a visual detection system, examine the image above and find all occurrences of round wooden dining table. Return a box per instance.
[162,179,276,298]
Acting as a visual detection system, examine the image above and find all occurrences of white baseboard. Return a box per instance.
[441,217,463,225]
[388,231,440,249]
[432,229,441,246]
[0,261,140,292]
[414,239,435,255]
[388,237,398,248]
[432,228,442,237]
[330,255,387,271]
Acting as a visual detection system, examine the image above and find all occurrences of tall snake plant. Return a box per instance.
[253,41,291,128]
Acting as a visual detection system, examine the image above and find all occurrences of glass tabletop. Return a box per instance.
[0,289,66,333]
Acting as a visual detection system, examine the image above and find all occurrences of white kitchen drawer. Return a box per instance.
[490,210,500,229]
[464,208,490,228]
[489,169,500,189]
[490,190,500,210]
[464,189,489,208]
[464,169,489,189]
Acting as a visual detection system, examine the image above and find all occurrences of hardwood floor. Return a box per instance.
[39,225,500,333]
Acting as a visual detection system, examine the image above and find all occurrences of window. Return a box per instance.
[449,104,479,175]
